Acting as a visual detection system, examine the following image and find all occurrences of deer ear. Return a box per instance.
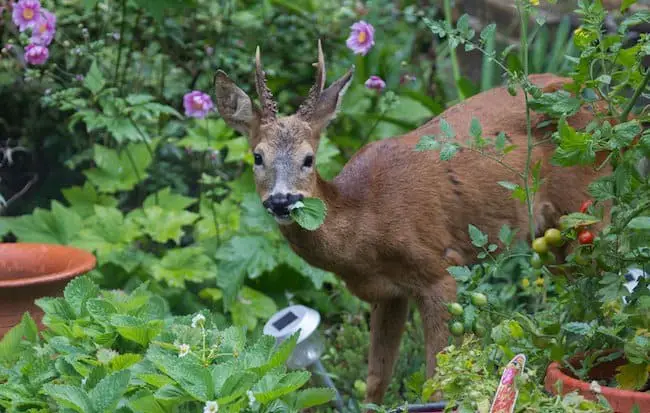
[214,70,260,138]
[301,66,354,133]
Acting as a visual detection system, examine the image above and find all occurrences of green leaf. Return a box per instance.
[84,61,105,95]
[231,287,278,331]
[150,246,217,288]
[129,206,198,243]
[622,0,638,12]
[588,177,615,201]
[109,353,142,371]
[73,206,140,264]
[439,144,458,161]
[198,288,223,303]
[254,371,311,404]
[1,201,82,244]
[147,347,213,401]
[447,266,471,281]
[0,313,38,363]
[528,90,581,117]
[217,371,258,404]
[616,363,649,390]
[552,118,595,166]
[415,135,441,152]
[498,224,515,245]
[143,187,196,211]
[440,118,455,139]
[469,117,482,138]
[111,315,164,346]
[295,388,335,409]
[559,213,600,229]
[84,143,153,193]
[128,390,167,413]
[611,121,642,150]
[468,224,488,248]
[63,275,100,317]
[290,198,327,231]
[562,322,594,336]
[62,182,118,218]
[42,384,94,413]
[35,297,76,321]
[89,370,131,412]
[627,217,650,230]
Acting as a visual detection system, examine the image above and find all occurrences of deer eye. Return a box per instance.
[253,153,263,166]
[303,155,314,168]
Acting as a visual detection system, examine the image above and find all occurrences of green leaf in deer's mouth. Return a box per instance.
[289,198,327,230]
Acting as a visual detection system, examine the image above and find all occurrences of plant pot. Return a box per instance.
[545,350,650,413]
[0,242,96,337]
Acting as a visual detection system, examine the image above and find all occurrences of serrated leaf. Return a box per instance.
[143,187,196,211]
[295,388,335,409]
[129,206,198,244]
[109,354,142,371]
[62,182,118,218]
[468,224,488,247]
[150,246,217,288]
[84,143,153,193]
[440,118,455,138]
[1,201,82,244]
[111,315,163,346]
[627,217,650,230]
[447,266,471,281]
[217,371,258,404]
[231,287,277,331]
[439,144,458,161]
[89,370,131,412]
[469,117,482,138]
[128,390,167,413]
[562,322,594,336]
[64,276,100,317]
[254,371,311,404]
[415,135,441,152]
[84,61,105,95]
[147,347,213,401]
[616,362,649,390]
[498,224,515,245]
[290,198,327,231]
[42,384,94,413]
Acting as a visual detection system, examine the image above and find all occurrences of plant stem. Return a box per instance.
[443,0,465,100]
[620,67,650,122]
[517,1,537,242]
[114,0,127,85]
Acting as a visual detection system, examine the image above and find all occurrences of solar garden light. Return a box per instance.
[264,305,345,411]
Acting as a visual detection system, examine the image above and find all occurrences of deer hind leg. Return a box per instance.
[364,296,409,405]
[416,275,457,379]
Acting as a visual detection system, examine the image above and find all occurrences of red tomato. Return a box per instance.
[578,230,595,245]
[579,200,593,213]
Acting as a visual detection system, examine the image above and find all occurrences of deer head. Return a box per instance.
[214,41,354,224]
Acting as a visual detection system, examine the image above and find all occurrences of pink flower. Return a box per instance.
[12,0,41,32]
[365,75,386,91]
[31,9,56,45]
[24,43,48,65]
[346,20,375,55]
[183,91,213,119]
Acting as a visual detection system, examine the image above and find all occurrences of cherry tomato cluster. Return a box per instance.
[577,199,596,245]
[447,293,488,337]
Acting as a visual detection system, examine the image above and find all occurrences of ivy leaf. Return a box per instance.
[62,182,118,219]
[84,61,105,95]
[150,247,217,288]
[290,198,327,231]
[84,143,153,193]
[468,224,488,248]
[89,370,131,412]
[0,201,82,244]
[616,363,649,390]
[129,206,198,244]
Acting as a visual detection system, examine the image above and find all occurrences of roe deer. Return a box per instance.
[213,41,608,405]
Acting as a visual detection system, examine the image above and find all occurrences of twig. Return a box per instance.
[0,174,38,215]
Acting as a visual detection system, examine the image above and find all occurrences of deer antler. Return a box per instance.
[255,46,278,123]
[297,39,326,120]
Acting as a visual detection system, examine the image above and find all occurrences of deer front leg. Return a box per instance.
[416,276,457,379]
[364,296,409,405]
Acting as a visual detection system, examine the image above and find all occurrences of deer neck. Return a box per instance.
[277,173,355,273]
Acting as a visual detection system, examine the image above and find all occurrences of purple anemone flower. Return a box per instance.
[365,75,386,91]
[183,91,214,119]
[12,0,41,32]
[346,20,375,55]
[31,9,56,45]
[24,43,48,65]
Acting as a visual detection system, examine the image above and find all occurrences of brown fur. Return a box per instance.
[215,49,609,405]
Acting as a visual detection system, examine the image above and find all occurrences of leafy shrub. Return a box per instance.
[0,276,334,412]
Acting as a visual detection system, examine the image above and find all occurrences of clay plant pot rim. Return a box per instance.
[545,351,650,403]
[0,243,96,288]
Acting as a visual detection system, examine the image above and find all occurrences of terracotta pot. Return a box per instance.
[545,350,650,413]
[0,243,96,337]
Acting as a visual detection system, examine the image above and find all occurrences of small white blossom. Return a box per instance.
[203,400,219,413]
[590,380,602,394]
[192,313,206,328]
[247,390,256,407]
[178,343,191,358]
[81,377,87,386]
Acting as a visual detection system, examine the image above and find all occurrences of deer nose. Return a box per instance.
[263,193,303,215]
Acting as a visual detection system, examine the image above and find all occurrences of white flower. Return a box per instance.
[247,390,256,407]
[192,313,206,328]
[178,343,191,358]
[590,380,602,394]
[81,377,87,386]
[203,401,219,413]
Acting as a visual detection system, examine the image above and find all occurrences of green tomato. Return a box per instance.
[507,83,517,96]
[530,252,543,269]
[450,322,465,337]
[448,302,464,316]
[532,237,549,254]
[544,228,563,246]
[470,292,488,307]
[473,321,487,337]
[574,252,589,266]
